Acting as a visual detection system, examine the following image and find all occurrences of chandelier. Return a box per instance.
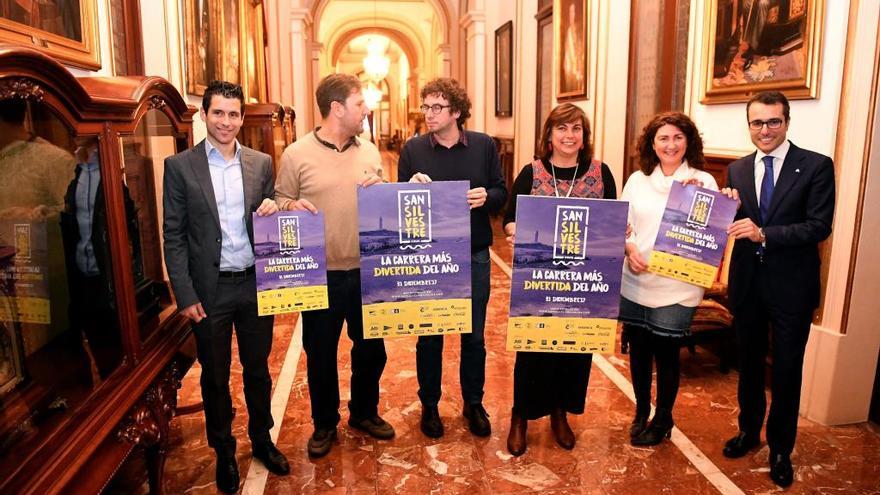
[362,38,390,82]
[363,83,382,110]
[362,0,389,82]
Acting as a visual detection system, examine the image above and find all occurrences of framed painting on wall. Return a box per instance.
[536,3,554,155]
[0,0,100,70]
[495,21,513,117]
[184,0,267,99]
[701,0,824,104]
[242,0,268,102]
[556,0,588,100]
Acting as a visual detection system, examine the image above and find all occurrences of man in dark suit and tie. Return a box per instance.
[163,80,289,493]
[721,91,835,487]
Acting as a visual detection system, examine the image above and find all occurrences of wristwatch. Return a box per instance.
[759,227,767,247]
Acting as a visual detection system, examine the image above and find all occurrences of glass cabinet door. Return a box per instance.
[119,109,185,343]
[0,99,124,470]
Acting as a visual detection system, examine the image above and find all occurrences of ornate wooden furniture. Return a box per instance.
[239,102,297,176]
[492,136,515,205]
[282,105,296,144]
[0,45,196,494]
[686,237,736,372]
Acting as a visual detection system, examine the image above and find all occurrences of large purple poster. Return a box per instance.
[253,211,328,315]
[508,196,627,354]
[358,181,471,339]
[648,183,737,288]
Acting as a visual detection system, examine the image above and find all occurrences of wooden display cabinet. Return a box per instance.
[0,44,197,495]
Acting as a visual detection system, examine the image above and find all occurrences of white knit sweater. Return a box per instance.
[620,162,719,308]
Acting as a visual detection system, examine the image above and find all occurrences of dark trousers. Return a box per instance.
[417,249,491,407]
[734,269,813,456]
[627,324,681,424]
[192,273,274,456]
[301,269,387,429]
[69,271,122,377]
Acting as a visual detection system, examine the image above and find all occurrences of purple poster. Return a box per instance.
[648,182,737,288]
[358,181,471,339]
[253,211,328,315]
[508,196,628,354]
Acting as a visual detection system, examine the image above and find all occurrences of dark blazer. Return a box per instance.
[60,166,140,307]
[162,140,274,311]
[726,141,835,313]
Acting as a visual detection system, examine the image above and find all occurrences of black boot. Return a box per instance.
[629,412,649,439]
[631,414,673,447]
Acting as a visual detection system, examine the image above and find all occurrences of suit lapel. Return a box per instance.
[240,147,257,225]
[765,142,804,223]
[190,140,221,229]
[738,152,760,221]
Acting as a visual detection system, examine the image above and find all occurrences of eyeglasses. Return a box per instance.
[748,118,784,130]
[419,104,452,115]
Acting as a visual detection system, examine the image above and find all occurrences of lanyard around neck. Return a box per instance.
[550,161,579,198]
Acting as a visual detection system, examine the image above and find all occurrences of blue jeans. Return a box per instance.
[416,249,491,406]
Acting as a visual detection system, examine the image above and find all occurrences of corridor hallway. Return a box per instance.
[108,221,880,494]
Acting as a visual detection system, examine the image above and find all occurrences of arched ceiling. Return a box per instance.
[309,0,457,79]
[310,0,455,43]
[331,26,418,70]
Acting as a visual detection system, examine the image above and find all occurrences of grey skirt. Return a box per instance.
[618,297,697,338]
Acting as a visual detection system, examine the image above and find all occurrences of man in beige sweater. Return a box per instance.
[275,74,393,458]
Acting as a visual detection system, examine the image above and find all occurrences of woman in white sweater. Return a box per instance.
[620,112,717,446]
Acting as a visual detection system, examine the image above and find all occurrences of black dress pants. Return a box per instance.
[734,269,813,456]
[192,272,275,456]
[301,269,387,429]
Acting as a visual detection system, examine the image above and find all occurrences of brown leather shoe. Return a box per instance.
[550,408,575,450]
[507,412,527,456]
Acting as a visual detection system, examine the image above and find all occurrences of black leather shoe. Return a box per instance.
[253,442,290,475]
[722,431,760,458]
[629,413,649,439]
[463,403,491,437]
[630,418,673,447]
[307,427,337,458]
[215,453,240,494]
[349,415,396,439]
[769,452,794,487]
[421,405,444,438]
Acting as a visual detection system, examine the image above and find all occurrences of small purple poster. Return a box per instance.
[253,211,328,315]
[358,181,471,339]
[648,183,738,288]
[508,196,628,354]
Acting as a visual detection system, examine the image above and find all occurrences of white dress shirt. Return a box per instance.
[205,138,254,271]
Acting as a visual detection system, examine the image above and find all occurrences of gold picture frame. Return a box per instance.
[0,0,100,70]
[701,0,824,104]
[555,0,589,100]
[184,0,268,99]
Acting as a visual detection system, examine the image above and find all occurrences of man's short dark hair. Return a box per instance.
[316,74,362,118]
[746,91,790,121]
[202,80,245,114]
[420,78,471,127]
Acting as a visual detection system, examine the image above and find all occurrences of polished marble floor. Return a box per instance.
[108,222,880,494]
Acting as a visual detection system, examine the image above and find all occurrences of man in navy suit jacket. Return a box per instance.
[720,91,835,487]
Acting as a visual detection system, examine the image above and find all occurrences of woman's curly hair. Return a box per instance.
[635,111,705,174]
